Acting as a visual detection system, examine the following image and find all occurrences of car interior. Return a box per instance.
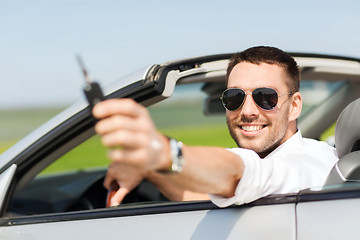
[325,97,360,184]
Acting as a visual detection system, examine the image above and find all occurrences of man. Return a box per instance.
[93,46,338,207]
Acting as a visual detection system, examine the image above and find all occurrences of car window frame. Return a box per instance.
[0,194,298,226]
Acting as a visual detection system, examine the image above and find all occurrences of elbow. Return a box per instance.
[221,176,240,198]
[219,155,243,198]
[214,171,241,198]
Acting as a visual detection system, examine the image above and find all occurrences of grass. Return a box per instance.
[0,108,64,141]
[1,104,235,175]
[160,125,236,147]
[40,123,236,175]
[0,104,335,176]
[0,140,16,153]
[40,135,110,174]
[0,107,65,154]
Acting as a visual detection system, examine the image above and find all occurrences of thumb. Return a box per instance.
[110,187,130,206]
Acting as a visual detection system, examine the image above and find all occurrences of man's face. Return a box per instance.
[226,62,295,157]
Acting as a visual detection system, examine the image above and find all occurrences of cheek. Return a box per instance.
[226,112,238,129]
[263,104,288,124]
[226,111,239,121]
[225,113,232,127]
[271,108,290,131]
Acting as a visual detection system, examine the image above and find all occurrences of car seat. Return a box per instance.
[325,98,360,184]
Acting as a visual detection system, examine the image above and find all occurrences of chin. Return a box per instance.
[238,140,263,152]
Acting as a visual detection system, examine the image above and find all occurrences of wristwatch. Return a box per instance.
[168,138,185,173]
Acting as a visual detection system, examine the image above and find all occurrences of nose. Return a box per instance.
[240,93,260,118]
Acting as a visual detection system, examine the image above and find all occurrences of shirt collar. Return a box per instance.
[264,130,303,159]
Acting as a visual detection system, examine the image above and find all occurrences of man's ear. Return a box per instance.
[289,92,302,121]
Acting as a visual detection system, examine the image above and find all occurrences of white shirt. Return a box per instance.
[210,131,338,207]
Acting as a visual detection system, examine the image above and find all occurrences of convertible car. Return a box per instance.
[0,52,360,239]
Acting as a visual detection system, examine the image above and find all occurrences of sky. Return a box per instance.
[1,0,360,109]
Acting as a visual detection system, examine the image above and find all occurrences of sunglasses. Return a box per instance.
[221,87,294,111]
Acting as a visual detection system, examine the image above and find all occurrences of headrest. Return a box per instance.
[335,98,360,158]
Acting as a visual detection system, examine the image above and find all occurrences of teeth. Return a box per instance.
[241,125,263,132]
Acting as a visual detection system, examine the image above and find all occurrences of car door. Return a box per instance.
[296,184,360,240]
[0,195,296,240]
[1,52,359,239]
[0,63,297,239]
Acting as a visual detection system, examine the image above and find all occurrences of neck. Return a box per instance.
[258,123,298,158]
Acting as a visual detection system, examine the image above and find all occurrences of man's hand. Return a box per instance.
[104,162,148,206]
[93,98,243,201]
[93,99,173,205]
[93,99,170,171]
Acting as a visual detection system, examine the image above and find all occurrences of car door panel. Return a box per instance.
[297,198,360,240]
[0,203,295,240]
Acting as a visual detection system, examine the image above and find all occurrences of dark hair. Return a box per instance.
[226,46,300,92]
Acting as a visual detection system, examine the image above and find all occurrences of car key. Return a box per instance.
[77,55,120,205]
[76,55,105,110]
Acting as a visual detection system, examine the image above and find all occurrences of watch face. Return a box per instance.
[170,139,184,173]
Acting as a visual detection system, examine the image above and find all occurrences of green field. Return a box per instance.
[0,108,65,153]
[0,104,335,175]
[41,123,236,174]
[0,104,236,175]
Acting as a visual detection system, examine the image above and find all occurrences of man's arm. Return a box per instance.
[146,171,210,201]
[102,162,210,206]
[161,143,244,198]
[94,99,244,204]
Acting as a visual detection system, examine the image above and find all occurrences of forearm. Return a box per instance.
[147,170,210,201]
[160,145,244,198]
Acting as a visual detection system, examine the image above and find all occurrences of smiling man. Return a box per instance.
[93,46,339,207]
[225,60,298,158]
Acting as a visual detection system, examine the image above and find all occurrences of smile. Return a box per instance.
[240,125,266,132]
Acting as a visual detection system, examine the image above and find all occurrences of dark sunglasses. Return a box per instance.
[221,87,294,111]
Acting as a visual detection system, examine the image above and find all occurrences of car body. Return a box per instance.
[0,52,360,239]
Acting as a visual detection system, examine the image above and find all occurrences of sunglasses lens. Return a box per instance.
[252,88,278,110]
[221,89,245,111]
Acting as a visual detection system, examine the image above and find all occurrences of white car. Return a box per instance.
[0,52,360,239]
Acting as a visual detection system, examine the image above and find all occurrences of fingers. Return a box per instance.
[95,114,144,135]
[103,162,148,204]
[110,187,130,206]
[107,148,148,165]
[93,98,145,119]
[104,168,116,189]
[101,129,147,149]
[94,97,169,177]
[93,98,156,150]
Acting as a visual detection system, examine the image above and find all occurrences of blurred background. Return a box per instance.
[1,0,360,153]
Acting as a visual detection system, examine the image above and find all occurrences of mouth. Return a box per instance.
[239,124,267,135]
